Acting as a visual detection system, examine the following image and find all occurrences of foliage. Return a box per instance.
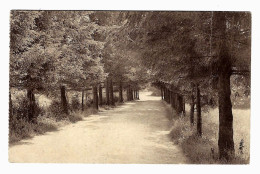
[48,100,65,120]
[10,95,44,121]
[169,107,250,164]
[9,116,57,144]
[71,95,80,111]
[9,11,251,161]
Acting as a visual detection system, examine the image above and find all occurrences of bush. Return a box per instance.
[10,96,44,122]
[169,108,250,164]
[9,92,98,144]
[9,115,57,144]
[9,117,33,143]
[48,100,65,119]
[71,95,80,111]
[86,98,93,107]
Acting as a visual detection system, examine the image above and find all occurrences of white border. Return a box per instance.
[1,0,259,173]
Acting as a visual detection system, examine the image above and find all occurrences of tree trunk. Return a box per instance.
[183,96,185,116]
[165,88,168,103]
[217,45,234,160]
[27,88,36,122]
[164,88,167,102]
[81,90,84,111]
[9,92,13,119]
[218,70,234,160]
[163,86,166,101]
[60,86,68,115]
[190,92,195,125]
[126,86,130,101]
[161,86,164,100]
[171,92,174,108]
[85,91,88,107]
[130,87,132,100]
[196,84,202,136]
[109,79,114,105]
[92,85,98,110]
[172,93,176,109]
[176,93,179,112]
[119,81,123,103]
[167,89,170,103]
[129,87,133,101]
[137,90,140,100]
[99,85,103,106]
[169,90,171,105]
[106,78,110,105]
[168,89,171,104]
[215,11,235,160]
[126,86,129,101]
[177,94,183,114]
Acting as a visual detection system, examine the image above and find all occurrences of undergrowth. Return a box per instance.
[9,95,98,145]
[167,103,250,164]
[9,93,121,145]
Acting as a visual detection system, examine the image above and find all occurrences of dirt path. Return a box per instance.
[9,91,188,163]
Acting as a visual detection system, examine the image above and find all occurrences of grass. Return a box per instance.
[9,89,124,145]
[9,116,58,144]
[167,103,250,164]
[9,105,98,145]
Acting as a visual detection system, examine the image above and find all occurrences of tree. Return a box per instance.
[125,11,250,160]
[190,85,195,125]
[10,11,51,122]
[196,84,202,136]
[10,11,250,161]
[10,11,108,117]
[98,84,103,106]
[92,86,99,109]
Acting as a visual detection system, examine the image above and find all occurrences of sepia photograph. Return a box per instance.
[8,10,251,164]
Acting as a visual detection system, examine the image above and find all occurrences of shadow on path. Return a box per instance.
[9,91,188,163]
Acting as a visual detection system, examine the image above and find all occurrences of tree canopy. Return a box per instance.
[10,11,251,161]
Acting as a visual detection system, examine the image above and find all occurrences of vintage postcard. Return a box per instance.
[9,10,251,164]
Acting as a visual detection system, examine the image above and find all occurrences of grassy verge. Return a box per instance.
[10,86,132,146]
[166,103,250,164]
[9,97,125,146]
[9,108,98,145]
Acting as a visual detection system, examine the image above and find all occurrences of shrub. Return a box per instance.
[71,95,80,111]
[9,116,58,144]
[48,100,67,120]
[9,92,98,144]
[169,107,250,164]
[86,98,93,107]
[10,96,44,122]
[9,117,33,143]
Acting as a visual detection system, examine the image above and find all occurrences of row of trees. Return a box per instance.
[10,11,251,161]
[91,81,140,110]
[10,11,145,122]
[121,11,250,160]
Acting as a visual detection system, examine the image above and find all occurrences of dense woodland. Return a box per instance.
[9,11,251,161]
